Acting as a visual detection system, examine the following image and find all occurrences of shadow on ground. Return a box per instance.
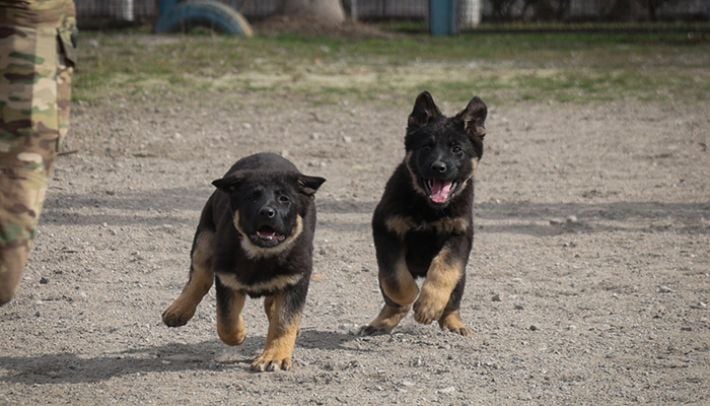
[42,187,710,236]
[0,329,358,385]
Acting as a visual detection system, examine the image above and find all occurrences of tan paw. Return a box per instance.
[358,324,393,336]
[217,325,247,346]
[441,323,473,336]
[162,300,196,327]
[439,312,473,336]
[250,352,293,372]
[413,295,446,325]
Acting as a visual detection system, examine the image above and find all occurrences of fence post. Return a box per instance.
[429,0,459,36]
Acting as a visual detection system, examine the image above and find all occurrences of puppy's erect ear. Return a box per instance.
[212,173,246,193]
[456,96,487,139]
[408,91,442,130]
[296,175,326,197]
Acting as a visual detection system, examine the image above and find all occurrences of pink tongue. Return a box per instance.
[430,180,453,203]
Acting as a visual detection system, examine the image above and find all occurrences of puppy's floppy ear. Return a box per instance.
[456,96,487,139]
[212,173,246,193]
[408,91,442,130]
[296,175,326,197]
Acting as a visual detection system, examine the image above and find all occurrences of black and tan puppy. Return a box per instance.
[162,153,325,371]
[361,91,487,337]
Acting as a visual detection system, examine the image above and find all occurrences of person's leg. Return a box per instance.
[0,20,72,305]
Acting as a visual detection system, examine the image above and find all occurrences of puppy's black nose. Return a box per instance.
[431,161,447,173]
[259,207,276,218]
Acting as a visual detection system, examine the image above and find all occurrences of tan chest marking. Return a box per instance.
[217,273,304,294]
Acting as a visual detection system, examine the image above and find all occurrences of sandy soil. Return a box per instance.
[1,92,709,405]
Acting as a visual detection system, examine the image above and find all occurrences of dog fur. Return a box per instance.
[361,91,487,336]
[162,152,325,371]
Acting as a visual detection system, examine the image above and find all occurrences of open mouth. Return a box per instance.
[423,179,458,205]
[252,226,286,246]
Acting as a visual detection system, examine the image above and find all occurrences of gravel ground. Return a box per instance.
[1,92,709,405]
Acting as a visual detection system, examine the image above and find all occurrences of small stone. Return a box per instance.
[345,360,361,370]
[280,150,289,158]
[566,215,578,224]
[529,325,538,331]
[514,304,524,310]
[310,132,321,140]
[242,122,252,129]
[491,293,501,302]
[401,380,415,387]
[39,277,49,285]
[658,285,673,293]
[361,267,370,273]
[680,326,692,331]
[438,386,456,394]
[35,311,41,317]
[342,135,352,143]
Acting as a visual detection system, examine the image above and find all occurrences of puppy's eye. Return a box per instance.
[452,145,462,154]
[278,195,290,204]
[422,144,433,152]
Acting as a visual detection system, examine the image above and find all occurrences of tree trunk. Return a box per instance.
[280,0,346,26]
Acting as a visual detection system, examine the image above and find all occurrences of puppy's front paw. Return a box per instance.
[413,293,446,325]
[162,300,196,327]
[218,322,247,346]
[251,351,292,372]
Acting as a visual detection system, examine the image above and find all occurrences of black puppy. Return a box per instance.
[361,91,487,336]
[162,153,325,371]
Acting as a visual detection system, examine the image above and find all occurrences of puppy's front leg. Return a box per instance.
[216,276,247,345]
[162,231,215,327]
[251,278,308,372]
[413,236,470,328]
[361,223,419,335]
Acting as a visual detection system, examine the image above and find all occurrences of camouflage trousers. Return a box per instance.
[0,15,75,304]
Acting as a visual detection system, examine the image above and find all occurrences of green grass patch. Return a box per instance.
[73,26,710,106]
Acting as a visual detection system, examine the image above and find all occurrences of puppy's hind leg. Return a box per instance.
[162,231,215,327]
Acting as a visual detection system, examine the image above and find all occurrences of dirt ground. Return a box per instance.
[1,90,709,405]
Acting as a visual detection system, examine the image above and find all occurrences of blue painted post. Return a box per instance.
[429,0,459,36]
[159,0,180,17]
